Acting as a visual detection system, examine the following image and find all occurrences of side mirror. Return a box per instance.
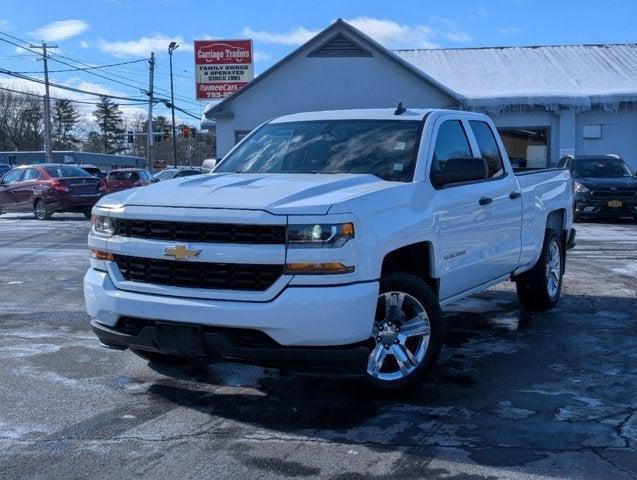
[431,157,488,187]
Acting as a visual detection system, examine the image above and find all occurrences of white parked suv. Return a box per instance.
[85,108,575,390]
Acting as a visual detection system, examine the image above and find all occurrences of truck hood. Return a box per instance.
[97,173,399,215]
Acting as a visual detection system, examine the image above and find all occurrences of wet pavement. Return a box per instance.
[0,213,636,479]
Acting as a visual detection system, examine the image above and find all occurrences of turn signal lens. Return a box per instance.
[90,249,114,261]
[285,262,355,275]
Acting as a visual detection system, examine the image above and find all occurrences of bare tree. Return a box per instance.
[0,90,44,151]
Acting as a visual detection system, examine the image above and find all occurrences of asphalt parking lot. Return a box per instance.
[0,213,636,480]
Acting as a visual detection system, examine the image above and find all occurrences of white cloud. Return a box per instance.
[30,19,89,42]
[253,51,271,62]
[0,19,11,30]
[79,40,90,49]
[241,26,319,46]
[469,6,489,18]
[499,26,521,35]
[241,17,473,50]
[99,33,192,57]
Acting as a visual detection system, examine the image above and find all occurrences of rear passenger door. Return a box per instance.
[467,119,522,279]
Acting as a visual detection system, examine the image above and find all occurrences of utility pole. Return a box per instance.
[146,52,155,173]
[30,42,57,163]
[168,41,179,168]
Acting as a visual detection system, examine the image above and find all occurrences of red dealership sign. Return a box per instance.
[194,39,254,100]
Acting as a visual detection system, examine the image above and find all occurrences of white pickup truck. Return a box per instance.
[85,108,575,390]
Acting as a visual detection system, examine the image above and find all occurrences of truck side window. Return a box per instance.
[431,120,472,173]
[469,121,505,178]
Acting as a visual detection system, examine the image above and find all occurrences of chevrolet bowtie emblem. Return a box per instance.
[164,244,201,261]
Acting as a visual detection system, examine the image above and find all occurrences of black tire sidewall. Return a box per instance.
[364,272,443,391]
[34,199,49,220]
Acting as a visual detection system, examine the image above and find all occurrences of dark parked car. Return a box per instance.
[0,164,11,176]
[557,155,637,221]
[0,164,104,219]
[105,168,153,193]
[152,167,204,182]
[79,164,107,181]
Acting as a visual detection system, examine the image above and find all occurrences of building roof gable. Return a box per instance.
[205,19,462,118]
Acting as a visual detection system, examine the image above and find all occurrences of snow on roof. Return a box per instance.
[396,44,637,112]
[270,108,434,123]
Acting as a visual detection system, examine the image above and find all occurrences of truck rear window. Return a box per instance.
[216,120,422,182]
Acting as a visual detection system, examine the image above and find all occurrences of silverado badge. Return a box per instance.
[164,244,201,261]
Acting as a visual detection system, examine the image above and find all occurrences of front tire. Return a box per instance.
[364,272,443,392]
[34,199,52,220]
[515,231,563,310]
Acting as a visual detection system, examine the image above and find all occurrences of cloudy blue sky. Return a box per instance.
[1,0,635,125]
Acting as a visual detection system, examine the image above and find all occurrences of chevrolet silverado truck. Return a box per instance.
[85,108,575,391]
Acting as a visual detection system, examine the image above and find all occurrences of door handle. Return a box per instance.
[479,197,493,206]
[509,191,521,199]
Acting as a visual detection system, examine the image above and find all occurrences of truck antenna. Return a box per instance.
[394,102,406,115]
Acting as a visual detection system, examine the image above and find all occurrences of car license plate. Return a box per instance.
[608,200,623,208]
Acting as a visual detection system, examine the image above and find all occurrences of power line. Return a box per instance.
[0,85,148,105]
[0,67,149,101]
[12,59,147,74]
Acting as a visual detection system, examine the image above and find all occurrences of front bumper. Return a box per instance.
[575,194,637,218]
[84,267,378,348]
[91,318,370,375]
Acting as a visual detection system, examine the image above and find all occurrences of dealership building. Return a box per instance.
[204,20,637,170]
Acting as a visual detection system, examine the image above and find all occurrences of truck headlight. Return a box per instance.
[287,222,354,248]
[573,181,589,193]
[91,214,115,236]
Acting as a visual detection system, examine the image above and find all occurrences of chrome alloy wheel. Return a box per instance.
[367,291,431,382]
[35,200,47,220]
[545,239,561,298]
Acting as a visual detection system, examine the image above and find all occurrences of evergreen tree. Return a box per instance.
[92,96,124,153]
[52,99,80,150]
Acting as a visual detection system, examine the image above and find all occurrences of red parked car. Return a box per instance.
[105,168,154,193]
[0,164,104,220]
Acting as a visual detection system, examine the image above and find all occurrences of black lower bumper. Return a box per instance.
[575,199,637,219]
[91,318,369,377]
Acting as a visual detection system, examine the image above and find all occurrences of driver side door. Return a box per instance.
[0,169,25,213]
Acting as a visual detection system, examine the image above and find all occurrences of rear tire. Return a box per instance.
[364,272,443,392]
[515,231,563,311]
[34,199,52,220]
[83,209,92,219]
[131,349,190,365]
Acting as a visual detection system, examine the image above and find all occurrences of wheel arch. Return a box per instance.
[380,241,439,298]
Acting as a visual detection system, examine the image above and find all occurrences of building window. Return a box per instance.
[235,130,251,144]
[498,128,549,169]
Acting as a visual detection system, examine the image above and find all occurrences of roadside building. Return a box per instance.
[204,20,637,170]
[0,151,146,172]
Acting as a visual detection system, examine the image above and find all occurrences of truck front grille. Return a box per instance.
[114,254,283,291]
[112,219,286,244]
[591,189,636,199]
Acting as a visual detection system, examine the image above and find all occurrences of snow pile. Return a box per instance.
[396,44,637,113]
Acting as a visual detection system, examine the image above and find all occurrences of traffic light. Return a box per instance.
[154,132,162,142]
[191,127,196,140]
[127,130,134,144]
[163,129,169,141]
[182,126,190,139]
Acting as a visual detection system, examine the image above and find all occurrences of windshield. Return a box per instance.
[44,165,92,178]
[216,120,423,182]
[153,169,176,180]
[573,158,633,178]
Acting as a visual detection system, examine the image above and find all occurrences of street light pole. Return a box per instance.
[168,41,179,168]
